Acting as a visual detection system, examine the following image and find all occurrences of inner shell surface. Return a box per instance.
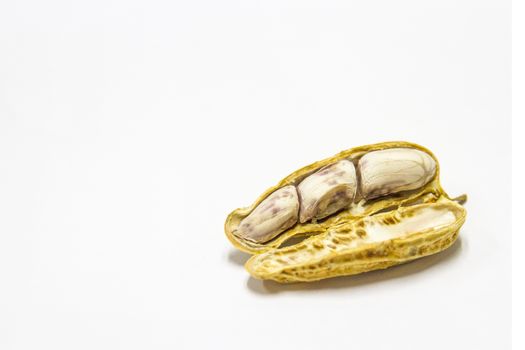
[246,204,459,278]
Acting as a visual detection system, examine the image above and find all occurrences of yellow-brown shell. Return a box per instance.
[245,198,466,283]
[225,141,449,254]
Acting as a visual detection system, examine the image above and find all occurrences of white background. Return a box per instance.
[0,1,511,349]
